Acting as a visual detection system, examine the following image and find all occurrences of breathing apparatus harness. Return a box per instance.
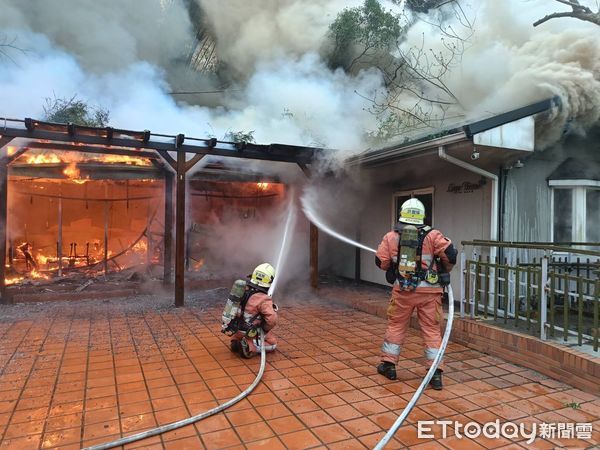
[221,280,268,339]
[387,224,450,290]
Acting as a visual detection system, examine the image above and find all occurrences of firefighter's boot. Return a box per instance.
[430,369,443,390]
[377,362,397,380]
[240,339,254,359]
[230,340,241,354]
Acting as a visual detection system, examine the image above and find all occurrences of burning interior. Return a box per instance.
[0,119,317,304]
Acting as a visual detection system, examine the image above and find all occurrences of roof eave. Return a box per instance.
[347,131,468,166]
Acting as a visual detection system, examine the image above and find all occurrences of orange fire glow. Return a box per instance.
[97,155,151,166]
[62,162,89,184]
[257,182,269,190]
[192,258,205,271]
[26,153,62,164]
[23,151,151,167]
[5,276,24,285]
[7,146,16,156]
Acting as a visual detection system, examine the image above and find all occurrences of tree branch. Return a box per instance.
[534,0,600,26]
[534,10,600,26]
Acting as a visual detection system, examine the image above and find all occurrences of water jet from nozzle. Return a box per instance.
[300,191,376,254]
[268,190,296,297]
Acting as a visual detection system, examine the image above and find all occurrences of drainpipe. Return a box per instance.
[438,146,498,243]
[438,145,499,312]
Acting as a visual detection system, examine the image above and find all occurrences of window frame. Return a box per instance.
[549,179,600,242]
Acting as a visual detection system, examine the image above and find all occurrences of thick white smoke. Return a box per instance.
[2,0,600,293]
[2,1,598,152]
[398,0,600,147]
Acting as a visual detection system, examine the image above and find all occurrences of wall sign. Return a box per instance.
[447,181,483,194]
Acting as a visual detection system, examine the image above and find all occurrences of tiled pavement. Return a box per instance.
[0,288,597,450]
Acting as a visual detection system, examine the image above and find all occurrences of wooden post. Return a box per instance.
[163,173,173,285]
[103,183,109,276]
[310,223,318,289]
[297,163,319,290]
[57,191,63,277]
[354,230,361,284]
[175,150,186,307]
[146,201,152,267]
[0,141,11,303]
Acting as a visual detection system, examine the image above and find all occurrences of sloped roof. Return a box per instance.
[349,97,560,166]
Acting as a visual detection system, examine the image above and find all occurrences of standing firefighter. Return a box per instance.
[221,263,278,358]
[375,198,456,390]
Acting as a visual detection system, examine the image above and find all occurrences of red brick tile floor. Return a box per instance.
[0,284,597,450]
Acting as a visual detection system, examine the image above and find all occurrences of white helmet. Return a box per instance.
[249,263,275,288]
[399,198,425,225]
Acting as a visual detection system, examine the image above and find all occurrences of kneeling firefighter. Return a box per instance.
[221,263,278,358]
[375,198,457,390]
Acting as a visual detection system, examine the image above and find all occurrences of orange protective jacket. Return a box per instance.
[241,291,277,332]
[376,226,455,293]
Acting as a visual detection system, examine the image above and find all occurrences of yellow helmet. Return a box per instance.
[399,198,425,225]
[250,263,275,288]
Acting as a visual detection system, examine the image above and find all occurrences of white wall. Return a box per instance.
[321,154,493,286]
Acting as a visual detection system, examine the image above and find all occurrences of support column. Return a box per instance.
[163,173,173,285]
[103,183,109,276]
[175,151,186,307]
[298,163,319,289]
[310,223,318,289]
[57,190,63,277]
[0,151,8,303]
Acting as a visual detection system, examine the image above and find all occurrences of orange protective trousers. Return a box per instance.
[381,287,444,369]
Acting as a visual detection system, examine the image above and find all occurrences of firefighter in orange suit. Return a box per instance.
[230,263,278,358]
[375,198,456,390]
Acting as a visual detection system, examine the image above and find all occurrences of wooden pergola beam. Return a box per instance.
[0,122,318,164]
[18,142,159,160]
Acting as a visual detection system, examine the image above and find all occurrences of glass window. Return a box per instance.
[586,189,600,242]
[553,189,572,243]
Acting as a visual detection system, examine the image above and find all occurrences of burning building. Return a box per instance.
[0,118,320,305]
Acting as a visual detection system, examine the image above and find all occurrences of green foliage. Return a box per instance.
[565,402,581,409]
[328,0,402,71]
[224,130,256,144]
[405,0,450,13]
[43,95,109,127]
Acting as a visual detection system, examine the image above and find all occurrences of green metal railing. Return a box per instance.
[460,241,600,351]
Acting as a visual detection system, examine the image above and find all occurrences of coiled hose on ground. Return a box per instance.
[82,329,267,450]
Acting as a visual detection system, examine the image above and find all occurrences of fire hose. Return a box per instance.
[82,329,267,450]
[373,286,454,449]
[301,196,455,449]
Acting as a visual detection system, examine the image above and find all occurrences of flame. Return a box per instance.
[7,146,16,156]
[5,276,24,285]
[26,153,62,164]
[29,269,50,281]
[131,240,148,253]
[63,162,89,184]
[192,258,205,271]
[97,155,151,166]
[257,182,269,190]
[36,254,50,266]
[22,151,151,166]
